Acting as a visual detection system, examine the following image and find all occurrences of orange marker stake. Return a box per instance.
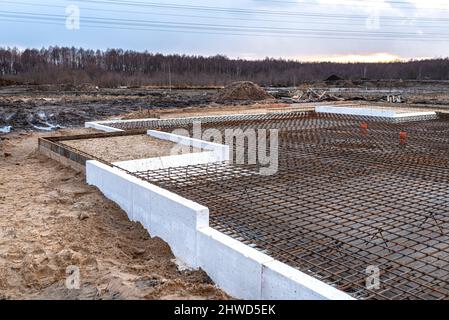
[399,131,408,145]
[360,122,368,136]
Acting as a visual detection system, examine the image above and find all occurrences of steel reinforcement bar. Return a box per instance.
[130,112,449,300]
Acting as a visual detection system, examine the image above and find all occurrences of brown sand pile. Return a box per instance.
[0,129,228,300]
[215,81,273,102]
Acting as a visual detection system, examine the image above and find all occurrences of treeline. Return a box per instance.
[1,46,449,87]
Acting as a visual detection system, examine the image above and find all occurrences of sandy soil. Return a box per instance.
[61,135,201,162]
[0,129,228,300]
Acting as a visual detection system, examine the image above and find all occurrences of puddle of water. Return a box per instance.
[0,125,12,133]
[32,122,64,131]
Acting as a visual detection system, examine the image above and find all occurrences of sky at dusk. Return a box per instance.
[1,0,449,62]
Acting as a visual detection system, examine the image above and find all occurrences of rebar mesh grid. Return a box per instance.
[105,110,438,131]
[127,112,448,299]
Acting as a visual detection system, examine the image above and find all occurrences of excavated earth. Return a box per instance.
[0,129,229,300]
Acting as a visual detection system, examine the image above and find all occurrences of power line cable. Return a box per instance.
[1,10,447,38]
[5,0,449,29]
[70,0,449,21]
[252,0,449,11]
[1,11,449,41]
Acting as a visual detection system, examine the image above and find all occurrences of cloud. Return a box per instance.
[1,0,449,61]
[295,52,431,63]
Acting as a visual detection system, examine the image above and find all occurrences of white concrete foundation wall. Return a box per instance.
[261,260,353,300]
[197,227,354,300]
[86,160,355,300]
[147,130,229,162]
[86,160,209,267]
[85,121,124,132]
[316,106,397,117]
[315,105,436,119]
[395,111,437,117]
[113,151,218,172]
[197,226,273,300]
[112,130,230,172]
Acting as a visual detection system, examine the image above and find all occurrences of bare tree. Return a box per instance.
[1,46,448,87]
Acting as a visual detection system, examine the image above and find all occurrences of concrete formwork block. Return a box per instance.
[130,179,153,227]
[147,130,230,162]
[101,168,133,216]
[261,260,355,300]
[129,179,150,224]
[315,106,437,121]
[150,187,209,268]
[197,227,273,300]
[113,151,217,173]
[395,111,437,118]
[86,161,133,218]
[158,152,215,168]
[87,160,209,268]
[86,160,106,188]
[315,106,397,118]
[85,122,124,132]
[214,144,230,162]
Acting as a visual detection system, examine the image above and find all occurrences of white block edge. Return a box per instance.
[112,151,218,172]
[83,122,230,163]
[86,160,208,214]
[147,130,229,162]
[261,260,355,300]
[315,105,437,119]
[85,121,124,132]
[197,227,354,300]
[394,111,436,118]
[315,106,396,118]
[197,226,273,300]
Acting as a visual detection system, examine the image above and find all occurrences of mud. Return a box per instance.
[0,86,218,132]
[2,82,449,134]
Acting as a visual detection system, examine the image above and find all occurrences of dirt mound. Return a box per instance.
[215,81,273,102]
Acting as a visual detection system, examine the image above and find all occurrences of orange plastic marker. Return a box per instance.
[360,122,368,136]
[399,131,408,145]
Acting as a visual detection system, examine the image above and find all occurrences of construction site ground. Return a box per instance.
[0,129,228,300]
[1,83,449,300]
